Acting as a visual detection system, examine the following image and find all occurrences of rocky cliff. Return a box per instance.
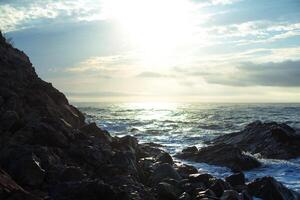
[0,32,299,200]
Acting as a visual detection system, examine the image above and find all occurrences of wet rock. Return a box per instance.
[188,173,213,187]
[196,189,217,199]
[149,164,181,185]
[176,164,198,178]
[156,152,174,165]
[209,179,231,197]
[220,190,241,200]
[179,192,191,200]
[211,121,300,159]
[157,182,181,200]
[248,176,300,200]
[225,172,245,187]
[80,122,112,143]
[176,144,261,171]
[182,146,198,154]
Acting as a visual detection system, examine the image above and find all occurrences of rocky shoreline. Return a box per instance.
[0,32,300,200]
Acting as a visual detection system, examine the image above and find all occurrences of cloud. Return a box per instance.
[204,60,300,87]
[0,0,105,32]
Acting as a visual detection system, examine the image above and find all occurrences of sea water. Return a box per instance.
[77,102,300,192]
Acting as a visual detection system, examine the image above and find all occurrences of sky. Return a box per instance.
[1,0,300,102]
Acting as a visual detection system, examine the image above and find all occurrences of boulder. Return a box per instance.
[220,190,241,200]
[80,122,112,143]
[182,146,198,154]
[156,152,174,165]
[59,166,85,182]
[157,182,181,200]
[248,176,300,200]
[176,164,198,178]
[176,144,261,171]
[211,121,300,159]
[225,172,245,187]
[188,173,213,187]
[209,178,231,197]
[149,164,181,185]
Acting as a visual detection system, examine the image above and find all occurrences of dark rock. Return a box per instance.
[149,164,181,185]
[209,179,231,197]
[156,152,174,165]
[80,122,112,143]
[225,172,245,187]
[176,164,198,178]
[220,190,240,200]
[59,166,85,182]
[211,121,300,159]
[0,110,19,131]
[196,189,217,199]
[179,192,191,200]
[176,144,261,171]
[0,168,40,200]
[182,146,198,154]
[49,180,125,200]
[248,176,300,200]
[157,182,181,200]
[188,173,213,187]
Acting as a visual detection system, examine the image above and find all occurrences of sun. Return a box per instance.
[103,0,197,67]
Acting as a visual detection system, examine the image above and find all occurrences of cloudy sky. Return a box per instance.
[1,0,300,102]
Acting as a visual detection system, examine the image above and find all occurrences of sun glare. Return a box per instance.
[103,0,197,67]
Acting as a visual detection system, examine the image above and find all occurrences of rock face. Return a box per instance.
[211,121,300,159]
[176,144,261,171]
[0,32,299,200]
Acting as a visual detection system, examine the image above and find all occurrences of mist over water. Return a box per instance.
[77,102,300,191]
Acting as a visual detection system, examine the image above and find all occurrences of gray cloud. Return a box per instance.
[204,60,300,87]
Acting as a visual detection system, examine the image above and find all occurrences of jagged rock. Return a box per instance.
[80,122,112,143]
[149,164,181,185]
[211,121,300,159]
[59,166,85,182]
[225,172,245,187]
[188,173,213,187]
[49,180,125,200]
[220,190,241,200]
[156,152,174,165]
[248,176,300,200]
[209,178,231,197]
[176,144,261,171]
[0,168,40,200]
[175,164,198,178]
[182,146,198,154]
[157,182,181,200]
[178,192,191,200]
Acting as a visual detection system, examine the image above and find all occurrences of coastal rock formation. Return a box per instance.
[176,144,261,171]
[0,32,299,200]
[211,121,300,159]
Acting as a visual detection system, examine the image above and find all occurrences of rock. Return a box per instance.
[176,144,261,171]
[182,146,198,154]
[211,121,300,159]
[0,110,19,131]
[220,190,241,200]
[157,182,181,200]
[149,164,182,185]
[188,173,213,187]
[0,95,4,106]
[156,152,174,165]
[225,172,245,187]
[176,164,198,178]
[209,179,231,197]
[0,168,40,200]
[59,166,85,182]
[179,192,191,200]
[196,189,217,199]
[49,180,124,200]
[248,176,300,200]
[80,122,112,143]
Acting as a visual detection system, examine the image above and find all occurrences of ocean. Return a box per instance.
[76,102,300,192]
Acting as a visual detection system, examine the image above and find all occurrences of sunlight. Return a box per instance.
[103,0,198,67]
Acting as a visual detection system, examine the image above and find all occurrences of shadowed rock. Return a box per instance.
[176,143,261,171]
[211,121,300,159]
